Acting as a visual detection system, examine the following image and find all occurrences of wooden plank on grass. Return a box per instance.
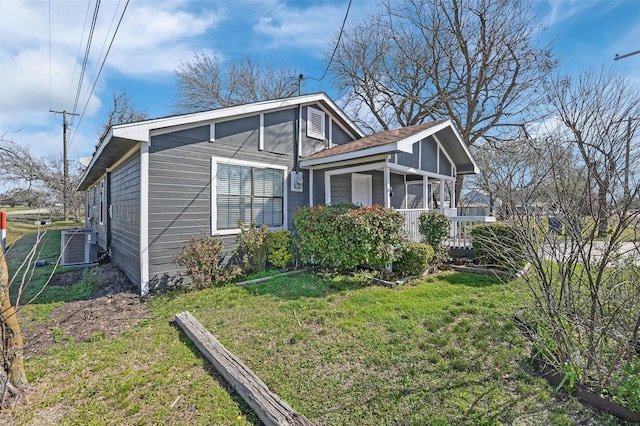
[174,311,314,426]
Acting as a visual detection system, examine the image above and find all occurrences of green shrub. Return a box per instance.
[471,222,524,267]
[393,242,435,276]
[175,231,241,288]
[235,222,271,273]
[268,229,294,269]
[418,211,451,247]
[293,203,406,269]
[418,211,451,264]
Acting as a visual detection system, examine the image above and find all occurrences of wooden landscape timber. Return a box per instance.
[174,311,314,426]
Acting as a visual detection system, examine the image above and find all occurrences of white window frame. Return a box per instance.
[211,157,288,235]
[307,107,325,140]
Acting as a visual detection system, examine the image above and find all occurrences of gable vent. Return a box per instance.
[307,107,325,140]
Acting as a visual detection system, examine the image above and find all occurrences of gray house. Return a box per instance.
[78,93,478,294]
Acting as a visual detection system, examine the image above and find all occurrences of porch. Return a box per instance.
[397,208,496,250]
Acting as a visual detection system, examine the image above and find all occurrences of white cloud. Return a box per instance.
[253,1,379,54]
[0,0,225,159]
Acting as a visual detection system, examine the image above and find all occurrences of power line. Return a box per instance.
[71,0,101,124]
[68,1,93,108]
[68,0,130,149]
[614,49,640,61]
[305,0,352,83]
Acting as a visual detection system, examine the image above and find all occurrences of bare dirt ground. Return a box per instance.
[20,263,151,358]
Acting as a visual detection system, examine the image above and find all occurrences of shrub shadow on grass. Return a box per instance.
[170,320,262,425]
[240,269,376,300]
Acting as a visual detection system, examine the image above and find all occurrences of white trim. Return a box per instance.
[324,172,331,205]
[351,173,372,206]
[298,106,302,156]
[114,93,363,141]
[259,113,264,151]
[325,162,387,177]
[79,93,365,191]
[210,156,288,235]
[309,169,314,206]
[139,142,150,296]
[329,118,334,147]
[300,143,409,167]
[423,176,429,210]
[383,168,391,208]
[303,154,388,171]
[387,161,457,181]
[433,134,456,177]
[209,123,215,142]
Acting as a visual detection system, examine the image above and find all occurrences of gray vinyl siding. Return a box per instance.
[85,180,107,250]
[421,138,438,173]
[397,150,419,169]
[287,169,308,229]
[330,174,351,203]
[312,170,326,206]
[109,154,141,287]
[264,109,296,155]
[147,120,297,288]
[389,173,405,209]
[214,115,260,147]
[439,150,452,176]
[331,121,352,145]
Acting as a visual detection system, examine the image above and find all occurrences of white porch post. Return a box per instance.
[324,172,331,205]
[309,169,314,206]
[423,176,429,210]
[384,167,391,207]
[439,179,445,213]
[450,179,456,210]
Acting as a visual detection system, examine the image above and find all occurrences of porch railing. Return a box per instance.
[396,209,496,250]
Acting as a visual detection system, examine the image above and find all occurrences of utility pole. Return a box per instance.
[50,110,79,221]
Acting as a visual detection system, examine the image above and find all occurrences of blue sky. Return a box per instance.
[0,0,639,165]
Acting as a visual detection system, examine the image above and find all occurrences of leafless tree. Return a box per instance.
[476,70,640,403]
[97,90,147,147]
[174,51,301,113]
[545,66,640,237]
[0,136,45,193]
[330,0,556,203]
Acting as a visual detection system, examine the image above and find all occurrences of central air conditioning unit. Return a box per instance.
[61,229,99,266]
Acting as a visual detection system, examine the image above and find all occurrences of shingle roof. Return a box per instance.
[302,120,447,161]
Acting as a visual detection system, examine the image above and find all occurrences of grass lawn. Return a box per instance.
[0,261,602,425]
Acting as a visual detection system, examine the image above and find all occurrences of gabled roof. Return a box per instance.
[300,119,479,175]
[77,93,365,191]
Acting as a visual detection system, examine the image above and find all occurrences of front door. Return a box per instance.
[351,173,372,206]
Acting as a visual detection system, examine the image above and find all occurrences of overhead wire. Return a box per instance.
[70,0,101,128]
[48,0,52,109]
[67,1,93,109]
[305,0,352,83]
[68,0,130,148]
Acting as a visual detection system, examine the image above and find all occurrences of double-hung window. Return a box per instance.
[213,158,286,233]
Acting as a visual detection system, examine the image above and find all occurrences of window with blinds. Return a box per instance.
[216,163,284,230]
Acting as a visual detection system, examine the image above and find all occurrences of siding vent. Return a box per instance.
[307,107,325,140]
